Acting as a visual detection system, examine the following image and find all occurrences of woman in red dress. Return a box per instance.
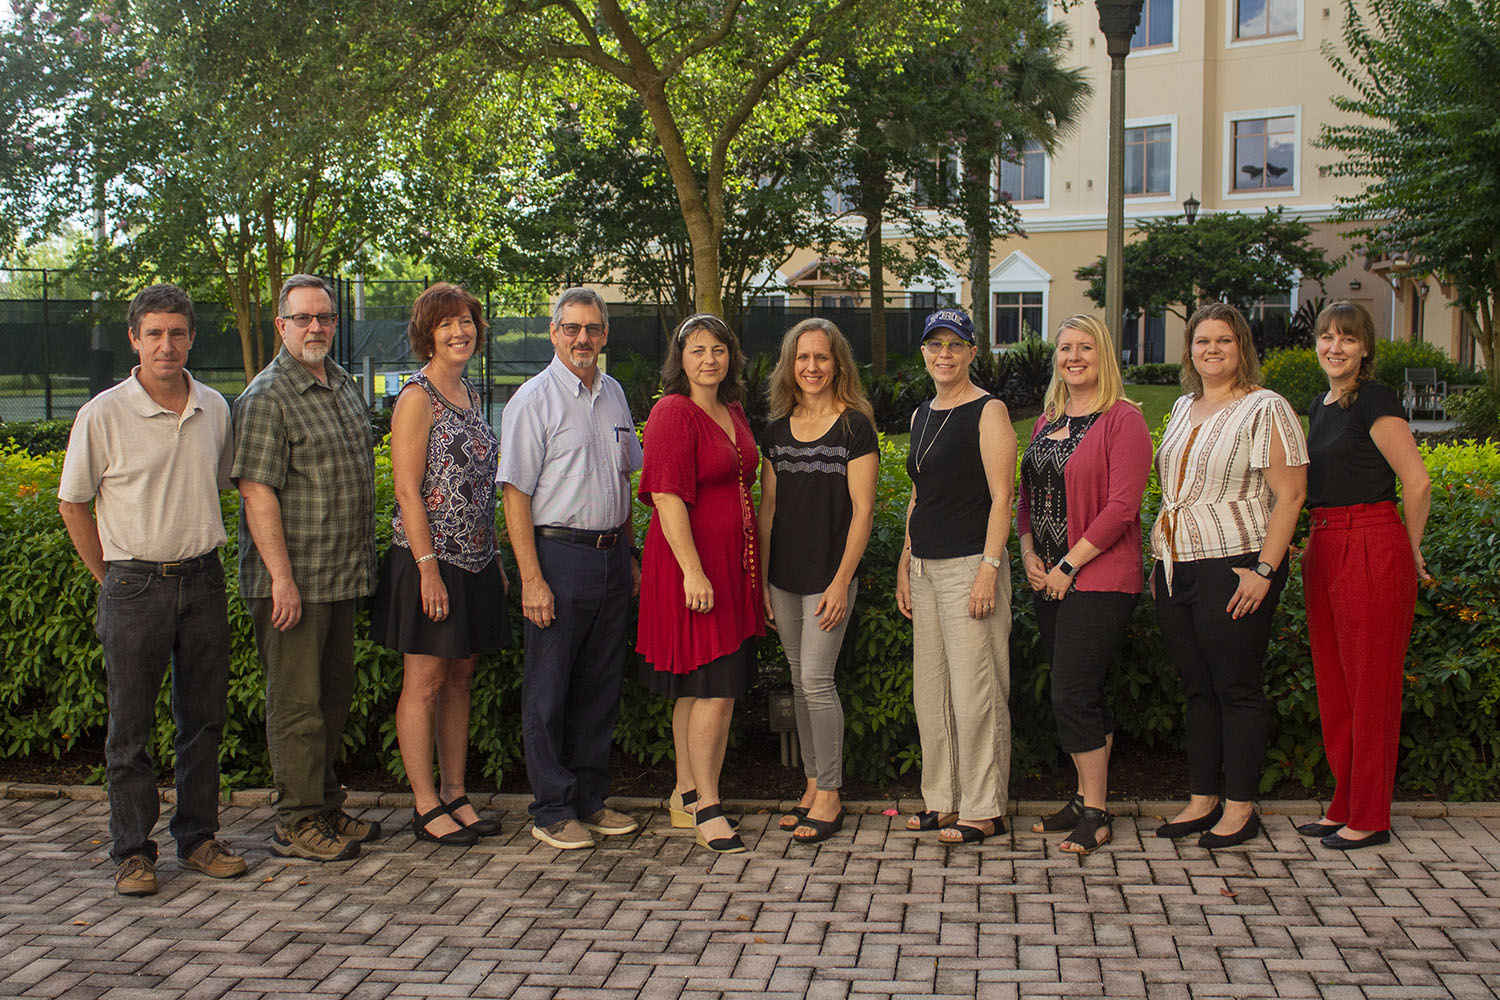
[637,313,765,855]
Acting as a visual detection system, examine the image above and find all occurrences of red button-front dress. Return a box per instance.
[636,392,765,676]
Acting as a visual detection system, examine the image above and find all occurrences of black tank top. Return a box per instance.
[906,395,993,559]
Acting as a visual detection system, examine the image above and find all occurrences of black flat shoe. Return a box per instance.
[1032,795,1085,834]
[693,803,747,854]
[1154,803,1223,839]
[441,795,503,837]
[1295,820,1342,838]
[1198,811,1262,849]
[1321,829,1390,851]
[412,805,479,846]
[791,809,846,845]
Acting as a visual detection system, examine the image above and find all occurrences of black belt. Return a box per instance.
[535,524,628,549]
[110,552,219,577]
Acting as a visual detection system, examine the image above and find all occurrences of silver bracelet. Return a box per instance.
[414,552,437,565]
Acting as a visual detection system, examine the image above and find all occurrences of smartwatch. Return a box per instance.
[1057,558,1078,577]
[1254,560,1275,579]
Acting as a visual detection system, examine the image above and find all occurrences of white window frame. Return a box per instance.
[1129,0,1180,57]
[1222,106,1301,200]
[989,251,1052,351]
[1225,0,1303,49]
[1119,114,1178,205]
[995,140,1050,210]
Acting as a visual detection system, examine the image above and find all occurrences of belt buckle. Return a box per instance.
[596,532,618,549]
[160,560,187,577]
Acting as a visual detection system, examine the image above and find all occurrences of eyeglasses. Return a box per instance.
[280,312,338,328]
[922,338,971,355]
[558,323,605,338]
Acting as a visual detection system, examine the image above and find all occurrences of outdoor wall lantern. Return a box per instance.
[1182,193,1201,224]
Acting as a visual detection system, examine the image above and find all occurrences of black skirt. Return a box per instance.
[641,639,755,699]
[370,546,512,659]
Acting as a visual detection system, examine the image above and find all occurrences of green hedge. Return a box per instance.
[1122,362,1182,386]
[3,433,1498,797]
[1264,339,1484,414]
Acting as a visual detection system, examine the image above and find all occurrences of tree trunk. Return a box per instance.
[963,150,993,353]
[867,206,888,376]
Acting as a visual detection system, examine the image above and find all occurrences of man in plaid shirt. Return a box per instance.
[233,274,380,862]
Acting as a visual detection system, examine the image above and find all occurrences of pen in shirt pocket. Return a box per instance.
[613,426,632,442]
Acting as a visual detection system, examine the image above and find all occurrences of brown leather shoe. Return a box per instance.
[326,809,381,843]
[531,818,595,850]
[181,839,248,879]
[115,855,158,896]
[580,807,639,836]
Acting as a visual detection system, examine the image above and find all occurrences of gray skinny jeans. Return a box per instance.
[769,580,857,790]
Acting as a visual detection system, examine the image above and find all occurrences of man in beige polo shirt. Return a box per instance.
[58,283,247,896]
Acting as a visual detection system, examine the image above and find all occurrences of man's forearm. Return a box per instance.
[58,500,107,583]
[238,480,295,584]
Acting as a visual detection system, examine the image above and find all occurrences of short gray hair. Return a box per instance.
[277,274,334,316]
[551,287,608,327]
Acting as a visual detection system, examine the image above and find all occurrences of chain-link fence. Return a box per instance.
[1,268,941,425]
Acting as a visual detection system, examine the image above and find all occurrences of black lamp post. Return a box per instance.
[1097,0,1145,343]
[1183,193,1201,224]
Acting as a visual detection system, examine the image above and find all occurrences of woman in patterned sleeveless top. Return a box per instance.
[371,283,511,847]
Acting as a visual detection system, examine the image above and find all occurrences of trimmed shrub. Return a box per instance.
[1261,347,1327,412]
[1123,362,1182,385]
[0,419,75,456]
[1371,338,1481,391]
[1448,383,1500,440]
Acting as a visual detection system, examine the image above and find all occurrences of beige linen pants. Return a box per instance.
[910,553,1012,819]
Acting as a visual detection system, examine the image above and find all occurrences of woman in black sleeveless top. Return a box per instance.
[895,308,1017,845]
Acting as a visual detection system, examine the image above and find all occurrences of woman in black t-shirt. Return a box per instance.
[1299,301,1431,851]
[757,319,878,845]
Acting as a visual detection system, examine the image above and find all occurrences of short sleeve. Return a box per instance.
[497,382,547,495]
[231,390,289,489]
[845,410,878,460]
[638,395,699,506]
[1248,391,1309,470]
[212,394,235,492]
[57,403,104,503]
[1357,381,1406,428]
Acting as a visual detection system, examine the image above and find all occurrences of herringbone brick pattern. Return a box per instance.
[1,797,1497,999]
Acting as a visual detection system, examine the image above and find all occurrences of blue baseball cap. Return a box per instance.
[922,308,976,344]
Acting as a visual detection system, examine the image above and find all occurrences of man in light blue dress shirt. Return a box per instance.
[499,288,645,850]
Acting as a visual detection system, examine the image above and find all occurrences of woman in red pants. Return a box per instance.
[1300,301,1431,850]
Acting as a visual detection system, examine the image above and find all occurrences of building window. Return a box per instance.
[1235,0,1297,41]
[914,153,959,208]
[1124,125,1172,196]
[1232,116,1294,191]
[997,140,1045,204]
[1245,291,1293,350]
[994,291,1043,345]
[1132,0,1174,49]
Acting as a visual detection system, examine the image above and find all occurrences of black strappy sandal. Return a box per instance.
[1031,794,1085,834]
[693,803,748,854]
[791,809,846,845]
[1059,808,1112,855]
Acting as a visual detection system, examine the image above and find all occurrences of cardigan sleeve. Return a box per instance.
[1014,413,1047,536]
[1078,402,1152,554]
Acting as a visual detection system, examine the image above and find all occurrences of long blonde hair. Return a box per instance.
[766,317,875,424]
[1042,314,1128,420]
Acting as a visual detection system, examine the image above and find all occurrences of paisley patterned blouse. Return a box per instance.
[391,372,498,573]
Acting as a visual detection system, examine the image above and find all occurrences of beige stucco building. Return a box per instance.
[773,0,1477,367]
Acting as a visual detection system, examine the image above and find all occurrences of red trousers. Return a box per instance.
[1302,501,1417,831]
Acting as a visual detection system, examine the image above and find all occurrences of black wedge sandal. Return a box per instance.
[693,803,747,854]
[1058,807,1112,855]
[1031,794,1085,834]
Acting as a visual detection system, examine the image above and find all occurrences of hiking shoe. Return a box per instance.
[326,809,381,843]
[115,855,158,896]
[580,807,639,836]
[531,818,595,850]
[272,815,360,861]
[180,839,248,879]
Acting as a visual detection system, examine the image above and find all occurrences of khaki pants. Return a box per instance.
[250,598,355,826]
[910,554,1011,819]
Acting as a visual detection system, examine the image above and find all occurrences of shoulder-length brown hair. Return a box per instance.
[659,313,746,405]
[408,282,487,361]
[1179,301,1260,398]
[766,317,875,424]
[1313,300,1377,410]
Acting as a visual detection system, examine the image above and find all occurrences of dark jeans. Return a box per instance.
[1153,554,1287,802]
[250,598,355,826]
[522,536,632,827]
[1033,589,1136,754]
[98,554,231,863]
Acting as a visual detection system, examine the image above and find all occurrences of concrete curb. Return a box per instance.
[5,782,1497,817]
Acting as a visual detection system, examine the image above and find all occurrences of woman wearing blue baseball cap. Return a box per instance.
[896,308,1018,845]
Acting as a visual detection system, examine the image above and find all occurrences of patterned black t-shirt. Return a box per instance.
[760,409,878,594]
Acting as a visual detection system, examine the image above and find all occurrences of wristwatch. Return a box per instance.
[1254,560,1275,579]
[981,554,1003,569]
[1057,558,1078,577]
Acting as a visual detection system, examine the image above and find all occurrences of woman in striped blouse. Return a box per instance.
[1149,303,1307,850]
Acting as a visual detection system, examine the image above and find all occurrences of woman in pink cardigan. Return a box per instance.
[1016,315,1152,853]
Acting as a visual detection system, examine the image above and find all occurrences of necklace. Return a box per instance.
[912,404,955,474]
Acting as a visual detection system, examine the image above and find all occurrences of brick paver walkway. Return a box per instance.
[2,793,1498,999]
